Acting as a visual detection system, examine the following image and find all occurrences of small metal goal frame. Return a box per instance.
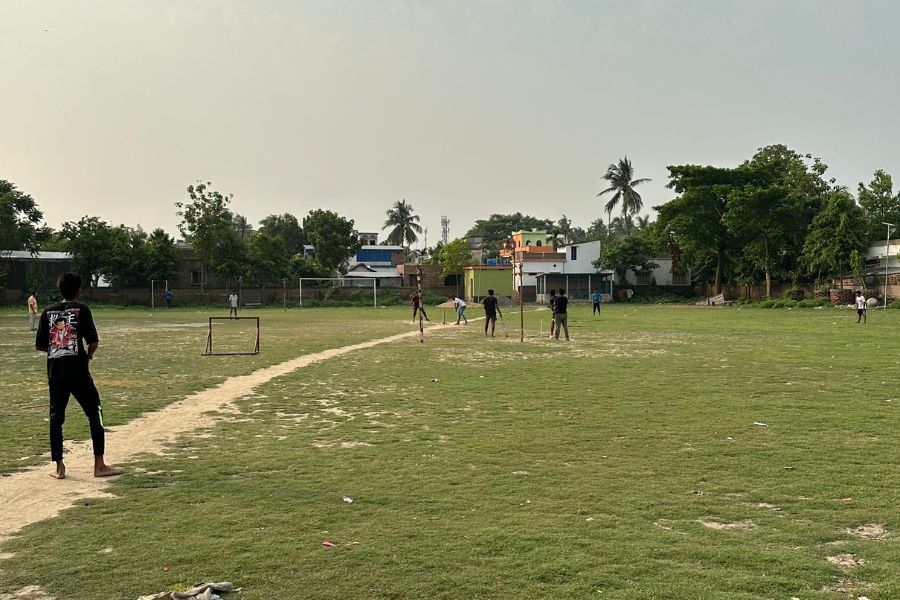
[203,316,260,356]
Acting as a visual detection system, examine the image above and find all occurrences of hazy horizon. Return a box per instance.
[2,0,899,245]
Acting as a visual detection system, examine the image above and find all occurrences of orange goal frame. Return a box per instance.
[203,317,260,356]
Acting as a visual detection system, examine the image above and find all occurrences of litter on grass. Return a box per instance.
[137,582,240,600]
[753,422,768,427]
[342,496,353,503]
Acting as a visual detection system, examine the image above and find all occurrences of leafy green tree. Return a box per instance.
[568,226,588,244]
[657,165,747,294]
[247,231,291,287]
[60,216,115,287]
[176,182,245,287]
[0,180,44,253]
[258,213,306,255]
[466,213,554,247]
[289,254,329,279]
[597,157,651,235]
[303,209,360,275]
[858,170,900,241]
[383,199,423,255]
[232,213,253,240]
[723,182,790,298]
[423,241,444,266]
[439,238,473,293]
[593,234,658,284]
[585,218,609,243]
[557,215,573,243]
[740,145,831,286]
[103,226,149,288]
[144,228,180,283]
[801,190,868,288]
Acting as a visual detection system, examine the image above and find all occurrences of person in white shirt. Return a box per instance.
[228,290,239,318]
[451,295,468,325]
[855,291,867,324]
[27,291,39,330]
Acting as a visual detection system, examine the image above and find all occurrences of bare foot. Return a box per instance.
[50,463,65,480]
[94,465,123,477]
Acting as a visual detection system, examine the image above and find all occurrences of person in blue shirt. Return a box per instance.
[591,288,601,316]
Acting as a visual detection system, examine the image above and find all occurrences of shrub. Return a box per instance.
[422,292,448,305]
[758,299,776,308]
[782,288,805,301]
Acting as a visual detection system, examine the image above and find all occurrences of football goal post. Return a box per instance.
[298,277,377,307]
[203,317,260,356]
[150,280,168,309]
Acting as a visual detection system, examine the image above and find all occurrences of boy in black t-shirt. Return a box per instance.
[35,273,122,480]
[482,289,502,337]
[553,288,570,340]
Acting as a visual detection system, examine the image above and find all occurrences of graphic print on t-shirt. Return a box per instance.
[47,308,79,359]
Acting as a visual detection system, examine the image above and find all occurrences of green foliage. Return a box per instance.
[421,292,448,305]
[383,199,422,251]
[597,156,650,235]
[593,234,658,284]
[289,255,330,279]
[247,232,290,286]
[585,218,609,243]
[175,182,245,284]
[657,164,743,293]
[800,190,868,282]
[258,213,306,256]
[60,216,115,287]
[465,213,554,256]
[0,179,44,253]
[302,209,361,275]
[439,238,474,279]
[145,228,180,282]
[858,170,900,241]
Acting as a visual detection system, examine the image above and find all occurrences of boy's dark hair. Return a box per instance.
[488,289,494,295]
[57,273,82,300]
[559,288,566,295]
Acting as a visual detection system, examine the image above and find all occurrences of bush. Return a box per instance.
[782,288,805,301]
[758,299,776,308]
[422,292,448,305]
[796,297,830,308]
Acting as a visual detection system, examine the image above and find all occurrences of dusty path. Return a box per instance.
[0,324,462,547]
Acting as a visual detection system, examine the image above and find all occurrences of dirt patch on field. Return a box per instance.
[0,325,448,547]
[698,518,757,531]
[827,553,866,569]
[846,524,889,540]
[0,586,56,600]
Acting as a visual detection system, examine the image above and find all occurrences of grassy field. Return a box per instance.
[2,304,900,599]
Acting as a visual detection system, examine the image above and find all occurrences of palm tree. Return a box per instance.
[383,199,423,258]
[634,215,651,230]
[596,157,650,236]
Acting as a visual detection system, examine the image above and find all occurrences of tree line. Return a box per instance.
[2,143,898,295]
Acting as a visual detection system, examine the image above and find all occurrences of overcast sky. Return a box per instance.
[2,0,898,245]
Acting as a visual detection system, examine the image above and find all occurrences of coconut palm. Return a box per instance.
[383,199,423,257]
[597,157,650,236]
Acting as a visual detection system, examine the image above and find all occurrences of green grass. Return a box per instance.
[0,305,416,475]
[3,304,900,599]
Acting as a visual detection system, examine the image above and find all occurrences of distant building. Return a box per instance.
[1,251,73,300]
[535,240,613,302]
[464,265,513,303]
[358,232,379,246]
[344,244,406,287]
[623,256,690,287]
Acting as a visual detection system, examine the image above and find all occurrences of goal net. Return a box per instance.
[150,280,169,309]
[298,277,377,307]
[203,317,260,356]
